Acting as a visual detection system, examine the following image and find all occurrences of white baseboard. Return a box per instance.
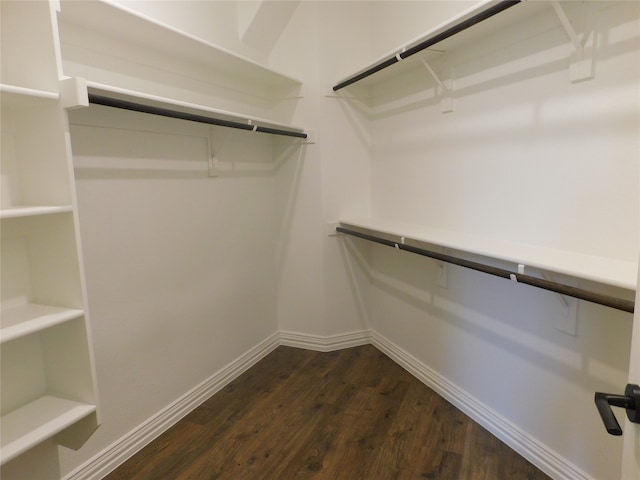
[64,328,592,480]
[63,332,280,480]
[279,329,372,352]
[370,330,594,480]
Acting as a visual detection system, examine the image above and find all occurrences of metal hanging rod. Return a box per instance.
[332,0,522,92]
[336,226,635,314]
[88,94,308,139]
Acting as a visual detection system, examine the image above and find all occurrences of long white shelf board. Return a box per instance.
[333,0,548,90]
[338,218,637,291]
[0,206,73,219]
[58,0,302,90]
[0,304,84,344]
[86,82,307,134]
[0,396,96,465]
[0,84,59,107]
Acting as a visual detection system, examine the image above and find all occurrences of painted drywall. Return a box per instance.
[58,104,285,476]
[368,1,478,64]
[360,1,638,478]
[113,0,268,65]
[48,1,639,479]
[270,1,375,337]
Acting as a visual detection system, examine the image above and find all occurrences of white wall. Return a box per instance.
[52,2,639,479]
[359,2,638,479]
[59,105,286,476]
[113,0,268,64]
[270,1,374,338]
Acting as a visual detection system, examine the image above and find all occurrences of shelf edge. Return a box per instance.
[0,396,96,465]
[0,206,74,219]
[338,218,638,291]
[0,305,85,344]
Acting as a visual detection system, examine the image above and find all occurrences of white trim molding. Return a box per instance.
[64,328,592,480]
[279,329,372,352]
[370,330,595,480]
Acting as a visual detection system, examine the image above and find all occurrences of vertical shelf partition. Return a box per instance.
[0,0,99,468]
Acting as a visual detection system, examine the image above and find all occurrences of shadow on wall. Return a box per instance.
[336,1,639,120]
[338,235,633,477]
[1,441,61,480]
[342,237,633,387]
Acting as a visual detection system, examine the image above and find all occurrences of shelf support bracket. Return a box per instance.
[419,56,453,113]
[59,77,89,110]
[542,271,578,336]
[551,1,595,83]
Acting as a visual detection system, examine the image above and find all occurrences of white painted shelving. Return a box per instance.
[0,0,100,467]
[338,218,637,291]
[0,396,97,465]
[58,0,302,94]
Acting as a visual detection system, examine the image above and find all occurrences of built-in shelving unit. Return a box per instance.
[1,396,97,465]
[1,0,99,469]
[338,218,636,310]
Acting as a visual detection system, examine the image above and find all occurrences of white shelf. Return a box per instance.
[86,82,307,134]
[0,396,96,465]
[58,0,302,92]
[0,84,59,107]
[0,304,84,344]
[0,206,74,220]
[0,1,99,468]
[333,0,548,91]
[338,218,637,291]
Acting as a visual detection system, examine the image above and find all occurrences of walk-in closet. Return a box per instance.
[1,1,639,479]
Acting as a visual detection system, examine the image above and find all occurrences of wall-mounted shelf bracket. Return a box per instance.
[60,77,89,109]
[542,271,578,336]
[303,129,317,144]
[418,56,453,113]
[551,1,595,83]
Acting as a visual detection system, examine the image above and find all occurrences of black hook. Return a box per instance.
[594,384,640,435]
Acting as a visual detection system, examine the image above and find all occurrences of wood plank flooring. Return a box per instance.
[104,345,551,480]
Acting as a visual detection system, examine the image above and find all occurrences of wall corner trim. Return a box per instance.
[279,330,372,352]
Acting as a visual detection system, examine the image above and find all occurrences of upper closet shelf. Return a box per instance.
[332,0,551,91]
[0,206,73,220]
[338,218,637,293]
[0,84,59,107]
[86,83,309,139]
[58,0,303,93]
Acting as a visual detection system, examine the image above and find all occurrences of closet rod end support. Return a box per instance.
[326,221,339,236]
[304,129,317,144]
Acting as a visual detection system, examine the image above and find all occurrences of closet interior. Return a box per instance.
[1,1,638,479]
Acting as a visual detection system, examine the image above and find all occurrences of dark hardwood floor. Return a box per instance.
[104,345,551,480]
